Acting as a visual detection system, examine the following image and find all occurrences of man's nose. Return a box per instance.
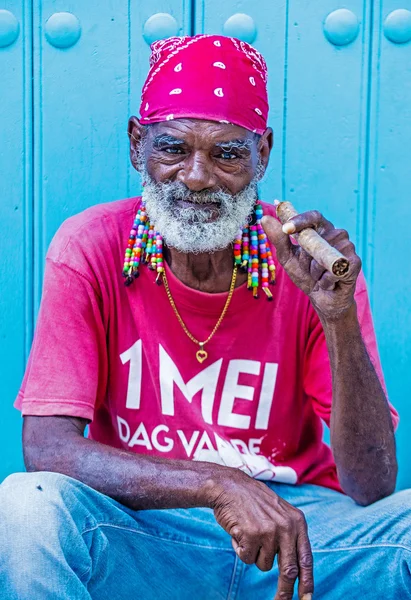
[177,153,217,192]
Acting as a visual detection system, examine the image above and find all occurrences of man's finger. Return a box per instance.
[274,536,299,600]
[255,539,277,572]
[317,272,338,291]
[310,259,326,282]
[231,533,259,565]
[261,215,294,265]
[282,210,334,236]
[297,530,314,600]
[322,227,349,246]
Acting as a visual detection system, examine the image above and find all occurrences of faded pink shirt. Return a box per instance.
[15,197,399,492]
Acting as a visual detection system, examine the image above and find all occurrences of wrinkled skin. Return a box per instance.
[208,469,314,600]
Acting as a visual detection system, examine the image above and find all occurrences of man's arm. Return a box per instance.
[23,415,314,600]
[23,415,219,511]
[320,303,397,505]
[262,211,397,506]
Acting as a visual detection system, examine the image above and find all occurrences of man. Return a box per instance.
[0,34,405,600]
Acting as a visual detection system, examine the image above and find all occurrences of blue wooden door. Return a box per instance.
[365,2,411,490]
[0,1,31,477]
[1,0,411,488]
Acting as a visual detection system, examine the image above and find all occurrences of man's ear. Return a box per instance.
[257,126,274,173]
[127,116,146,172]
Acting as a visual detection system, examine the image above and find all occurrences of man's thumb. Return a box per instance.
[261,214,293,264]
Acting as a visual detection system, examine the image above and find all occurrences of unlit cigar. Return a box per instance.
[275,201,350,278]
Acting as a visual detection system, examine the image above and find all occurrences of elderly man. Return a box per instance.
[0,34,406,600]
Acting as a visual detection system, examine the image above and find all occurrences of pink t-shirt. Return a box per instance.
[15,197,399,492]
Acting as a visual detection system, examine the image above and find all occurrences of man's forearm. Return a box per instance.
[320,302,397,505]
[23,416,227,511]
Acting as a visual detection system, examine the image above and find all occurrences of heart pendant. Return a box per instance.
[196,349,208,363]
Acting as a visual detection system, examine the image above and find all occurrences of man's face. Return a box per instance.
[128,118,273,253]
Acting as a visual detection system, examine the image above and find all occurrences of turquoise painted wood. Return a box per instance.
[365,1,411,491]
[0,1,31,478]
[1,1,410,487]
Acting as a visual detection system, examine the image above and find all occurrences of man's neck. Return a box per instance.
[164,246,247,293]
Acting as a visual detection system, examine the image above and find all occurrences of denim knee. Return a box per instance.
[362,489,411,545]
[0,471,92,542]
[0,472,95,578]
[0,472,99,598]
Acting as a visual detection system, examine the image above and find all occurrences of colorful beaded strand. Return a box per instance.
[255,202,273,301]
[247,248,253,289]
[267,246,276,284]
[241,227,250,272]
[145,224,155,266]
[155,233,164,284]
[233,230,243,268]
[150,234,158,270]
[250,224,259,298]
[141,220,149,263]
[123,207,145,285]
[133,216,145,271]
[123,220,138,284]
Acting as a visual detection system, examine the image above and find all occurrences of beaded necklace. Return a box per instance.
[122,200,276,298]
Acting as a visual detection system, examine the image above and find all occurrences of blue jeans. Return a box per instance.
[0,471,410,599]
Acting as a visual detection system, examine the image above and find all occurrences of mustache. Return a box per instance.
[154,181,235,205]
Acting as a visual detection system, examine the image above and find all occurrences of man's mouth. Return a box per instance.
[174,198,220,210]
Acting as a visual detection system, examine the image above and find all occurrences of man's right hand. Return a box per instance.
[205,469,314,600]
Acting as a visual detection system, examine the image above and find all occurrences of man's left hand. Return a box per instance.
[261,210,362,321]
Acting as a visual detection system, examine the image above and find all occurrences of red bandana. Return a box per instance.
[139,34,269,134]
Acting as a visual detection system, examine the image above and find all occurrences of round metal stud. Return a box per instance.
[323,9,360,46]
[223,14,257,44]
[45,12,81,49]
[0,10,19,48]
[384,9,411,44]
[143,13,179,45]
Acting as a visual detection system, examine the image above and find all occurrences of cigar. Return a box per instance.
[275,201,350,278]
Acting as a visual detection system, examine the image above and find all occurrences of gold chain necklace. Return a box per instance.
[162,265,238,363]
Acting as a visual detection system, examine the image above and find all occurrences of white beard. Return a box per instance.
[140,166,263,253]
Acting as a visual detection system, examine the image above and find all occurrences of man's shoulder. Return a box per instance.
[47,197,141,264]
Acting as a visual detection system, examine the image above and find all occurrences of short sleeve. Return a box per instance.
[14,258,108,421]
[304,271,399,429]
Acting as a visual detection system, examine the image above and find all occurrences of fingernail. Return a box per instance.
[282,222,296,234]
[301,594,312,600]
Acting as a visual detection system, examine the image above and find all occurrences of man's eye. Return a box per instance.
[163,147,184,154]
[218,151,238,160]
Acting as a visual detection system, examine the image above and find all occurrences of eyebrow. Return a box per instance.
[215,139,253,152]
[152,135,185,148]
